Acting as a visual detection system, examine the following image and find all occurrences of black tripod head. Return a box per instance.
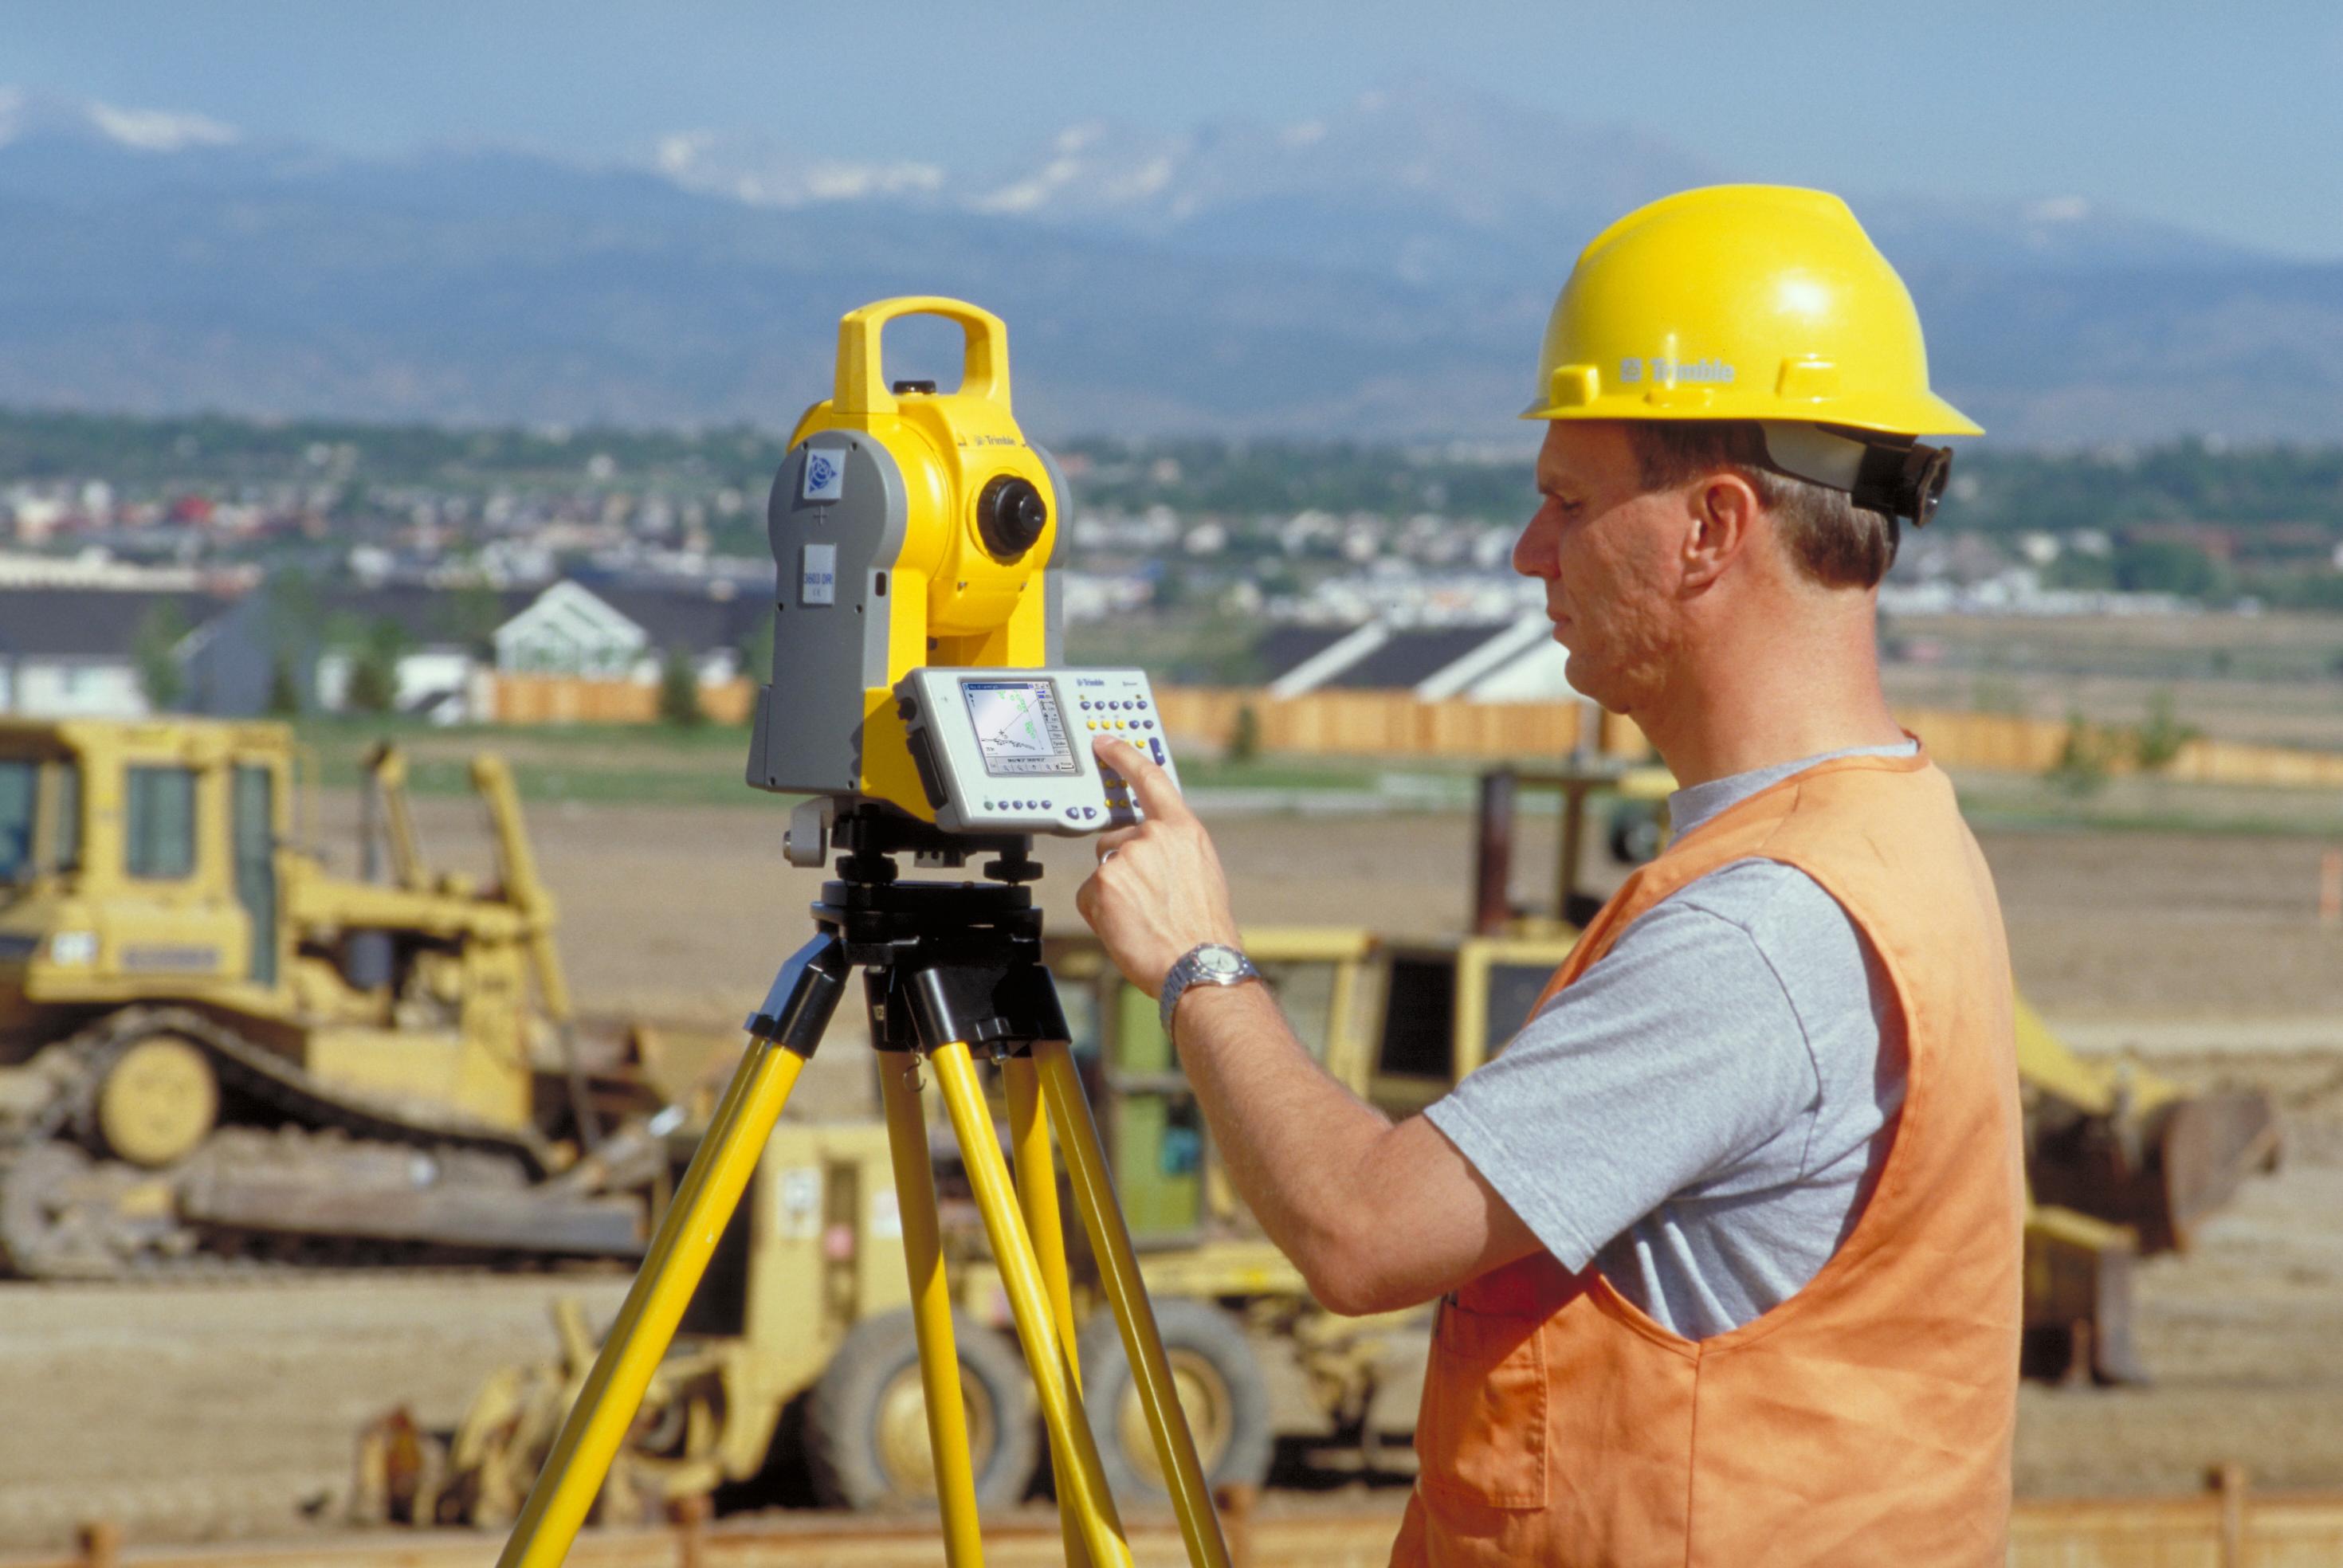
[828,801,1044,888]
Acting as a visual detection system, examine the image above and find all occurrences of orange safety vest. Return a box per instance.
[1391,748,2023,1567]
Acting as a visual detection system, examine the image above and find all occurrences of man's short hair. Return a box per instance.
[1622,420,1897,590]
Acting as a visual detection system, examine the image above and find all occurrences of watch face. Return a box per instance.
[1198,947,1245,979]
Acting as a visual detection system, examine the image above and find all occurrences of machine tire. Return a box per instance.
[1076,1299,1272,1505]
[803,1307,1038,1512]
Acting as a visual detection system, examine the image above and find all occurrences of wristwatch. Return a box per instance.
[1159,943,1263,1038]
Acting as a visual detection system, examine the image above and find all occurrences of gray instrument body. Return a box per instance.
[744,433,1068,797]
[895,667,1177,836]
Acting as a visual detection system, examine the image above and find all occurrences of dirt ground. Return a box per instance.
[449,791,2343,1032]
[0,792,2337,1550]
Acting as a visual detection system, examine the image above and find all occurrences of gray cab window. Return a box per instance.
[0,760,31,882]
[52,762,80,873]
[126,766,198,880]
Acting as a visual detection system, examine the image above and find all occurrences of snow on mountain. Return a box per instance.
[651,128,945,207]
[634,80,2254,289]
[0,86,240,152]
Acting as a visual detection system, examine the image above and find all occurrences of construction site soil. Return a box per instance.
[2,794,2337,1551]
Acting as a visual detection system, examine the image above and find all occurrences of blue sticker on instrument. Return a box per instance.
[802,449,844,502]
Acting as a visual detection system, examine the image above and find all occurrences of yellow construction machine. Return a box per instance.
[365,919,1515,1529]
[0,715,666,1276]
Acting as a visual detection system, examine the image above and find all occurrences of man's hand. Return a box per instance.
[1073,735,1241,997]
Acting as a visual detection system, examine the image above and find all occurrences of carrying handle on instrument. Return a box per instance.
[834,296,1011,417]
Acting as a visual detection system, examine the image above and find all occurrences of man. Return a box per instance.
[1077,185,2023,1566]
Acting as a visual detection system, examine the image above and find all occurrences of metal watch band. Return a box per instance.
[1158,942,1262,1040]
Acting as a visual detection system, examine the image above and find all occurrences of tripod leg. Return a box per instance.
[1037,1038,1234,1568]
[930,1041,1133,1568]
[877,1051,987,1568]
[1004,1056,1093,1568]
[497,935,846,1568]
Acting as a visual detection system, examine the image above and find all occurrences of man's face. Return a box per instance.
[1512,421,1687,715]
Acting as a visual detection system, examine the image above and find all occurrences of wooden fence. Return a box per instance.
[489,674,755,727]
[1156,688,2343,789]
[1148,687,1603,759]
[482,676,2343,790]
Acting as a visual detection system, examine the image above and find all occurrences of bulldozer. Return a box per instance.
[0,715,669,1277]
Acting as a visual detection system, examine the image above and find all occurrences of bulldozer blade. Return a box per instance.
[2028,1088,2282,1257]
[181,1174,646,1257]
[2157,1089,2283,1252]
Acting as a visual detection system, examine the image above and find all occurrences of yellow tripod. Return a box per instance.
[496,811,1230,1568]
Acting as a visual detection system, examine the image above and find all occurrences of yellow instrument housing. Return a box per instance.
[753,297,1063,822]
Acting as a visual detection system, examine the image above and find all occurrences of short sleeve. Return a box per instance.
[1423,891,1820,1271]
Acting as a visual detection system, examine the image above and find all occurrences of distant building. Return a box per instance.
[493,581,644,678]
[0,586,227,717]
[177,576,774,723]
[1256,613,1585,705]
[180,582,529,723]
[494,578,771,684]
[0,550,209,590]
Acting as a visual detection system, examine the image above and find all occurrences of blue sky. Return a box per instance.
[13,2,2342,257]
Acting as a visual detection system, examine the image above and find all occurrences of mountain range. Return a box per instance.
[1,81,2337,446]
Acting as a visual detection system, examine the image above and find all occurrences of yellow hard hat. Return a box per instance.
[1523,185,1980,437]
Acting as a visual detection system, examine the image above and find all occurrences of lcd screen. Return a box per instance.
[963,680,1080,778]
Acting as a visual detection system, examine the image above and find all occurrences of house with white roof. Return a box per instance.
[493,580,648,678]
[1256,613,1587,705]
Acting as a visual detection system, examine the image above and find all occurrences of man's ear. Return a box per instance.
[1680,471,1759,593]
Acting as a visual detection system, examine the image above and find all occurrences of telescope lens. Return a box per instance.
[977,476,1048,559]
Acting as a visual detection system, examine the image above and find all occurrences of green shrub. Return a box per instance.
[133,602,190,711]
[265,652,303,716]
[343,617,406,714]
[658,649,706,728]
[2046,710,2115,797]
[1228,704,1261,764]
[2133,689,2200,773]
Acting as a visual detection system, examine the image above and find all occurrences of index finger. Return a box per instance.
[1093,734,1191,825]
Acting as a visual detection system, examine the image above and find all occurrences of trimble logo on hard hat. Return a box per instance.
[1618,356,1737,385]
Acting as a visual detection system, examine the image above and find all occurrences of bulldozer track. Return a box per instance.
[16,1006,552,1169]
[0,1007,599,1280]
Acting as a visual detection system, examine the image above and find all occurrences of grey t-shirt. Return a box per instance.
[1423,743,1915,1339]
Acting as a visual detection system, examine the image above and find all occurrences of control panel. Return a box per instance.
[893,667,1179,835]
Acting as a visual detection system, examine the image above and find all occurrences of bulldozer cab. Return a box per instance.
[0,718,294,1023]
